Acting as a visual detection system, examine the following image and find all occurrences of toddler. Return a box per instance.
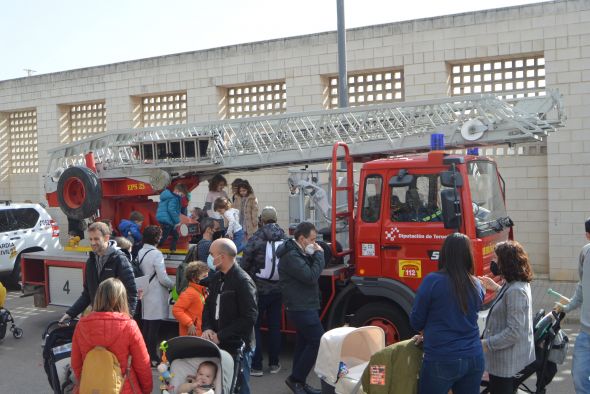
[177,361,217,394]
[213,197,244,253]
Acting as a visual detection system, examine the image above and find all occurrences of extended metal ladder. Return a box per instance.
[46,91,565,179]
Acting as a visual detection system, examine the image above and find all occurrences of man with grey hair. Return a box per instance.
[58,221,137,324]
[202,238,258,394]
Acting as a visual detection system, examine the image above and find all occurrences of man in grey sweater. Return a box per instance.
[559,217,590,393]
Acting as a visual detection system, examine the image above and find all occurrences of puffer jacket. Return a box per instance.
[118,219,142,246]
[240,223,286,295]
[277,239,324,311]
[71,312,153,394]
[156,189,181,225]
[172,281,207,336]
[66,241,137,318]
[233,193,259,238]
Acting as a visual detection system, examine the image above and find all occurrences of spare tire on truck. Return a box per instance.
[57,166,102,220]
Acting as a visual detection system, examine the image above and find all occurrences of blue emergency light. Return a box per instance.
[467,148,479,155]
[430,133,445,151]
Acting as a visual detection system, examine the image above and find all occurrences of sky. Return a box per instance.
[0,0,549,81]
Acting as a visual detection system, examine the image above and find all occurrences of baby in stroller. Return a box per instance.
[160,336,243,394]
[177,361,217,394]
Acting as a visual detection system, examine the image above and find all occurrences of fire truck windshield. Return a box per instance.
[467,160,508,233]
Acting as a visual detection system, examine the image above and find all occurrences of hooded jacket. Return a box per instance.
[118,219,142,246]
[172,281,208,336]
[71,311,153,394]
[66,241,137,318]
[240,223,286,295]
[277,238,324,311]
[156,189,181,225]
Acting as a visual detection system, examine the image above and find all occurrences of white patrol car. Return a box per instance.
[0,201,62,287]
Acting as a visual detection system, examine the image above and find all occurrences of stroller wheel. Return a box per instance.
[12,327,23,339]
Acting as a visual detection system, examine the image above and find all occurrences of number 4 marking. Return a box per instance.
[63,280,70,294]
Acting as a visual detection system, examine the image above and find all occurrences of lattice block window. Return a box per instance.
[142,93,187,127]
[328,70,404,109]
[70,102,106,141]
[9,110,38,174]
[227,82,287,119]
[451,55,546,98]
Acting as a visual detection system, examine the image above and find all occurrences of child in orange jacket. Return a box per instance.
[172,261,209,336]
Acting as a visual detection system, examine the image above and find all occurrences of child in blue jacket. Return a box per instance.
[118,211,144,259]
[156,184,187,252]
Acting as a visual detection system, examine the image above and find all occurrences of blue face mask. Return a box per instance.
[207,254,216,271]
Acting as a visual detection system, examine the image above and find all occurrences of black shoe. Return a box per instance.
[285,377,307,394]
[303,383,321,394]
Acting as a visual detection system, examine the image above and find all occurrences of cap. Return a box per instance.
[260,206,277,223]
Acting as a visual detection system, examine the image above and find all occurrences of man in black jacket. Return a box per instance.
[59,222,137,324]
[277,222,324,394]
[202,238,258,394]
[240,206,286,376]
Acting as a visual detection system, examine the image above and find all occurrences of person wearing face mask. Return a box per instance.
[478,241,535,394]
[176,218,222,294]
[201,238,258,394]
[276,222,324,394]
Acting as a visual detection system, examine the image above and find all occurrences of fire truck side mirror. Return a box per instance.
[441,189,462,229]
[389,169,414,187]
[440,171,463,187]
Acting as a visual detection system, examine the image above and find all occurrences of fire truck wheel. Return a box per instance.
[351,302,412,345]
[57,166,102,220]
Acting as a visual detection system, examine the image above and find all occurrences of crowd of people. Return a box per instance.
[59,172,590,394]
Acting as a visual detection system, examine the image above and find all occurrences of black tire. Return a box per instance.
[350,302,412,345]
[317,240,344,267]
[7,255,21,290]
[13,327,23,339]
[57,166,102,220]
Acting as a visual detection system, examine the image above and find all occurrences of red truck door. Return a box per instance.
[380,170,452,292]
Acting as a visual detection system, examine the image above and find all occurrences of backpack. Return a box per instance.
[256,240,284,281]
[131,249,155,278]
[79,346,131,394]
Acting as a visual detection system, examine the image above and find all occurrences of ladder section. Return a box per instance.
[331,143,355,258]
[46,91,564,178]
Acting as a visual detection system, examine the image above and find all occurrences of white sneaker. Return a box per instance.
[270,364,281,374]
[251,368,264,377]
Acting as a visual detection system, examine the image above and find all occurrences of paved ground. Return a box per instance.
[0,283,579,394]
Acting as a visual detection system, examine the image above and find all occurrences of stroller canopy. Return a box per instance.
[315,326,385,385]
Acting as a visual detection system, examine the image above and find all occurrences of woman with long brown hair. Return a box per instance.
[71,278,152,393]
[410,233,485,394]
[479,241,535,393]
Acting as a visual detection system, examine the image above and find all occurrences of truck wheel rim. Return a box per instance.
[365,317,400,345]
[64,178,86,209]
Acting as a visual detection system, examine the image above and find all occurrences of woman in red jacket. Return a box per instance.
[172,261,209,336]
[71,278,153,394]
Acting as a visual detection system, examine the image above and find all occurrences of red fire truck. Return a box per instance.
[21,92,564,343]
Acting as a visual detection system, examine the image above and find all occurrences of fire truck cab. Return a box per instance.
[327,150,510,343]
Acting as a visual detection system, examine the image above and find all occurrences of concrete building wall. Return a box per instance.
[1,0,589,279]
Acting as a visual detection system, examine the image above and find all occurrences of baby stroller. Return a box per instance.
[42,320,78,394]
[0,307,23,340]
[315,326,386,394]
[480,309,568,394]
[160,336,244,394]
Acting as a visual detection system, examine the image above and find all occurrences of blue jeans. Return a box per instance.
[287,310,325,383]
[239,347,254,394]
[159,223,179,251]
[252,292,282,369]
[573,330,590,394]
[419,355,485,394]
[232,229,245,253]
